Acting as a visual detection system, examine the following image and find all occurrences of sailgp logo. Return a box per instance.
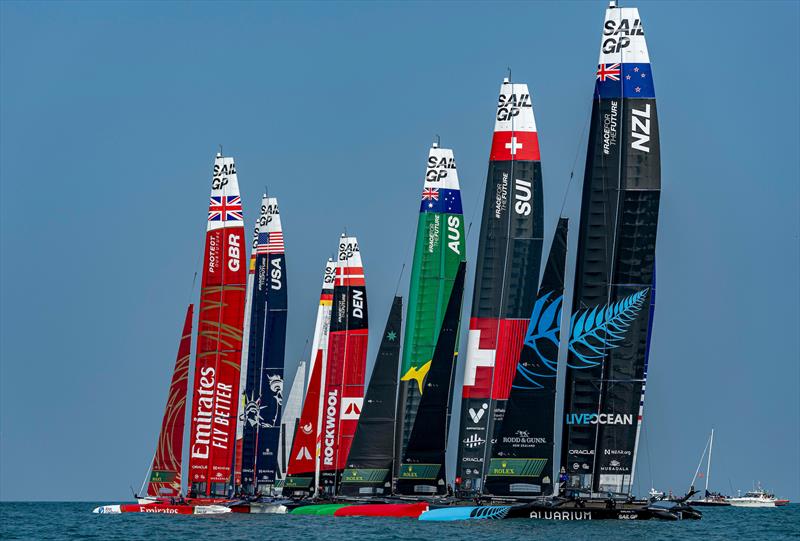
[469,403,489,423]
[565,413,634,426]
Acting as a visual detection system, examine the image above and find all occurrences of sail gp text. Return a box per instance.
[191,367,235,459]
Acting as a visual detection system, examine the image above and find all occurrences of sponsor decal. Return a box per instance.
[603,100,619,155]
[529,510,592,520]
[463,434,486,449]
[341,468,389,484]
[295,446,312,461]
[488,458,547,477]
[301,422,313,435]
[565,413,634,426]
[191,367,235,459]
[501,430,546,445]
[469,403,489,423]
[322,390,338,466]
[340,397,363,420]
[569,449,594,455]
[399,463,441,480]
[604,449,631,456]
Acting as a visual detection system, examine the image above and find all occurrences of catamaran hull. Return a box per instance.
[333,502,429,518]
[229,502,289,514]
[92,504,231,515]
[419,502,701,521]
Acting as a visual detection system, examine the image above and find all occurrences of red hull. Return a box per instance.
[333,502,429,518]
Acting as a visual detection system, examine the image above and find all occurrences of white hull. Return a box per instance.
[727,499,776,508]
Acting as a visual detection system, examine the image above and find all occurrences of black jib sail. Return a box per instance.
[560,3,660,496]
[454,79,545,495]
[484,218,568,497]
[396,263,466,496]
[339,296,403,497]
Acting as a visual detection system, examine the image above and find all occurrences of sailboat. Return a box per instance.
[278,361,306,484]
[283,259,336,497]
[395,142,465,478]
[396,262,466,496]
[454,76,544,495]
[422,2,701,521]
[239,196,288,496]
[688,429,730,506]
[319,235,369,495]
[94,151,247,514]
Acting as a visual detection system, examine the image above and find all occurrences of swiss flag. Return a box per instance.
[490,131,540,161]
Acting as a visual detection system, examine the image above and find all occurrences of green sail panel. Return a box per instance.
[394,143,466,475]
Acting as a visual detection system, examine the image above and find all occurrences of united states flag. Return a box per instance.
[208,196,243,222]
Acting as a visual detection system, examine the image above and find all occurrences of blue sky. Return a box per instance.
[1,1,798,501]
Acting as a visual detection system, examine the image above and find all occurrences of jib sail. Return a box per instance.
[240,197,288,494]
[341,296,402,497]
[319,236,368,495]
[188,153,247,498]
[560,3,660,496]
[395,143,465,476]
[147,305,193,498]
[455,80,544,494]
[484,218,568,497]
[397,263,466,496]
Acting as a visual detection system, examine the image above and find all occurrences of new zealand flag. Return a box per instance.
[595,63,655,99]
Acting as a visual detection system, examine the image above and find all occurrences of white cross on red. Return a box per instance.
[505,136,523,155]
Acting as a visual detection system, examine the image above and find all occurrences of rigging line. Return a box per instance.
[393,263,407,297]
[558,97,592,218]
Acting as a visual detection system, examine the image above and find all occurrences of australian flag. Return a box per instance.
[595,63,655,99]
[420,187,462,214]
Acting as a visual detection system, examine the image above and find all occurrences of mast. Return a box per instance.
[147,305,193,498]
[188,152,247,498]
[395,143,465,476]
[706,429,714,493]
[340,296,403,497]
[396,263,466,496]
[484,218,568,498]
[240,197,288,494]
[319,235,368,495]
[455,79,544,495]
[560,2,660,496]
[277,361,306,482]
[283,259,335,496]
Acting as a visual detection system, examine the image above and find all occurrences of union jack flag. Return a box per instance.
[596,63,621,82]
[208,195,243,222]
[421,188,440,201]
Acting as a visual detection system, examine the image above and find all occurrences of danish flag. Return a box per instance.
[208,196,243,222]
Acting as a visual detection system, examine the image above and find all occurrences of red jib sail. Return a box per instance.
[187,153,247,497]
[319,235,368,495]
[147,304,194,498]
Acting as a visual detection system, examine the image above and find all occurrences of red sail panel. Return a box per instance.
[286,349,324,476]
[147,304,193,497]
[319,236,368,494]
[188,154,247,497]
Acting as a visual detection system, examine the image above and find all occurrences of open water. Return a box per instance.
[1,502,798,540]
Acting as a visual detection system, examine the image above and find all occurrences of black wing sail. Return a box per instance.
[560,4,660,496]
[484,218,568,497]
[396,263,466,496]
[339,296,403,497]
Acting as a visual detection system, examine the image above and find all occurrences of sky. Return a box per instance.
[1,1,798,502]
